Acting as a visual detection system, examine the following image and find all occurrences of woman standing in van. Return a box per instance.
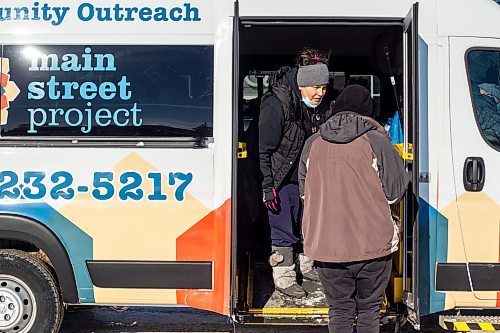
[259,48,331,298]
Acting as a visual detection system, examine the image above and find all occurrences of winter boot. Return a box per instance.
[298,253,321,282]
[269,246,306,298]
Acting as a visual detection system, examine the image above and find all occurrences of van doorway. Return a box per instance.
[234,17,418,324]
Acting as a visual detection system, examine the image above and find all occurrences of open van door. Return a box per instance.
[402,2,420,327]
[232,0,241,316]
[444,36,500,306]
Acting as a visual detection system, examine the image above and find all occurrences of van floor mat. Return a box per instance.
[251,261,328,309]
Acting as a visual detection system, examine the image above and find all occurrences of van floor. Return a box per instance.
[250,259,329,309]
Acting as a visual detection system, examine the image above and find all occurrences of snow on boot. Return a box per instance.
[299,253,321,282]
[269,246,306,299]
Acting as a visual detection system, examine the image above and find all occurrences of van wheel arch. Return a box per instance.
[0,214,78,303]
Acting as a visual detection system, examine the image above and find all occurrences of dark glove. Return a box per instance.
[263,187,280,214]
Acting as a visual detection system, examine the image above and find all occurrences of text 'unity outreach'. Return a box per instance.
[0,2,202,26]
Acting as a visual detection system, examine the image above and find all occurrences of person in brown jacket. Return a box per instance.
[298,85,407,333]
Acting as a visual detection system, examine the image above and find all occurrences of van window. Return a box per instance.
[0,45,214,138]
[466,49,500,150]
[349,74,381,116]
[243,74,270,101]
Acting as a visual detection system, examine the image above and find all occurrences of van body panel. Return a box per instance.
[437,0,500,39]
[443,36,500,308]
[0,148,215,301]
[0,0,235,316]
[238,0,413,20]
[0,0,217,37]
[417,34,451,316]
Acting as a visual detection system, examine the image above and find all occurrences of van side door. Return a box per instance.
[443,36,500,306]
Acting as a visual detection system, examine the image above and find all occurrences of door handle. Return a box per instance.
[463,157,485,192]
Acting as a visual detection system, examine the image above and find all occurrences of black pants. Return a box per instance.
[317,256,392,333]
[268,183,302,247]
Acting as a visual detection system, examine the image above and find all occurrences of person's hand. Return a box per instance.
[263,187,280,214]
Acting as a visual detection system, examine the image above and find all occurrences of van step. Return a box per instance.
[238,307,329,324]
[440,315,500,331]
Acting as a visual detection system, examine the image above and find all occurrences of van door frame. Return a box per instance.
[231,8,421,322]
[402,2,420,328]
[231,0,240,319]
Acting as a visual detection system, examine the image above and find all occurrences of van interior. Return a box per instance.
[235,21,414,323]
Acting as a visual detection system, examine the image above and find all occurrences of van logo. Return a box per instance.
[1,58,20,126]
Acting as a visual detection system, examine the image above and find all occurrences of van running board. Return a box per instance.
[237,308,329,324]
[440,315,500,331]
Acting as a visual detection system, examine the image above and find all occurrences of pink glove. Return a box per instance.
[263,187,280,214]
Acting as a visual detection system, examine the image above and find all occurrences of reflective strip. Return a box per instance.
[442,320,500,331]
[478,323,496,331]
[249,307,328,314]
[454,322,472,331]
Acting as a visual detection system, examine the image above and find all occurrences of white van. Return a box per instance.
[0,0,499,332]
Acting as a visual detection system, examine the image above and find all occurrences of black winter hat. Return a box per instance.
[331,84,373,117]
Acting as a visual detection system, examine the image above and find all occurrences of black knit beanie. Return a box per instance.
[331,84,373,117]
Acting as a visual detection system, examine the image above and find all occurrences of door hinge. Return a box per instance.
[237,142,247,159]
[419,172,430,183]
[394,143,414,161]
